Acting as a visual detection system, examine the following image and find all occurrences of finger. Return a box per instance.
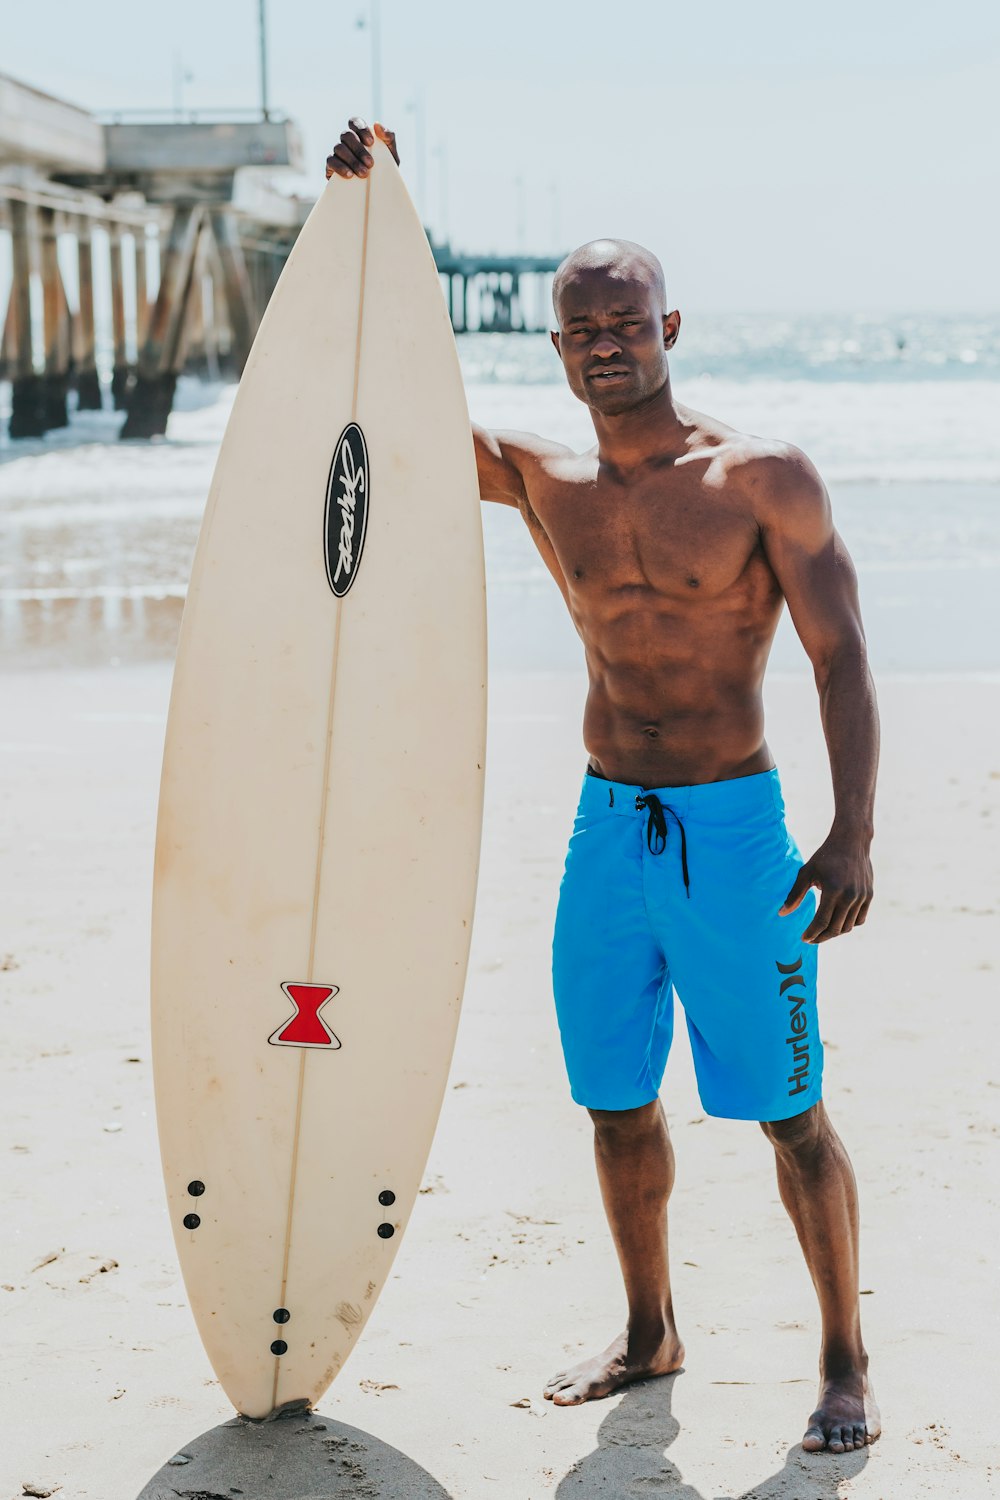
[839,894,867,935]
[817,887,861,941]
[374,122,400,163]
[348,116,374,146]
[779,865,814,915]
[801,889,838,944]
[327,145,363,179]
[854,893,873,926]
[328,138,372,180]
[340,130,374,171]
[326,144,361,179]
[816,896,856,942]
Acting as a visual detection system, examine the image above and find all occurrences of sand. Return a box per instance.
[1,661,997,1499]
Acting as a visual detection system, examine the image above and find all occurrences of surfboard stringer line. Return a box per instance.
[270,169,373,1413]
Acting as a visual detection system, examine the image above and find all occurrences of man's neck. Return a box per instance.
[589,375,691,474]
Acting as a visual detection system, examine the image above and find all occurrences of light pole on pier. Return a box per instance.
[172,52,193,117]
[371,0,382,119]
[433,143,449,247]
[356,2,383,122]
[258,0,270,121]
[405,92,427,221]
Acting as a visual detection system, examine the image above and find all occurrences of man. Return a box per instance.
[328,119,881,1455]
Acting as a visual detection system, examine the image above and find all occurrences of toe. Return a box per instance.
[827,1428,847,1453]
[853,1424,867,1449]
[802,1425,826,1453]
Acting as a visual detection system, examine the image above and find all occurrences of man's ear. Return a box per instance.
[550,329,562,358]
[663,310,681,350]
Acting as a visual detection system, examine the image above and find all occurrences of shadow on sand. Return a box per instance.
[555,1372,870,1499]
[135,1408,455,1500]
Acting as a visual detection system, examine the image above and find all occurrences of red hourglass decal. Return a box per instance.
[268,982,341,1050]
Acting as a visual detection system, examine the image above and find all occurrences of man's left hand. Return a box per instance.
[779,834,873,943]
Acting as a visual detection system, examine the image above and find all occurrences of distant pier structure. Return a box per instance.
[435,247,561,334]
[0,73,562,442]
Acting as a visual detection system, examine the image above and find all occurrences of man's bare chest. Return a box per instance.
[529,472,767,601]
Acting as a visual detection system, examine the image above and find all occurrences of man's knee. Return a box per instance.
[589,1099,662,1141]
[759,1100,827,1160]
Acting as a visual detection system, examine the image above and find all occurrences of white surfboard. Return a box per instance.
[151,140,486,1419]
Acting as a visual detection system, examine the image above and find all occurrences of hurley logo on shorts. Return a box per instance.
[776,956,810,1098]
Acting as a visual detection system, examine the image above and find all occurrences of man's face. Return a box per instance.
[551,270,678,415]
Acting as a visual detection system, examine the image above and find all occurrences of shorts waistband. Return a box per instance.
[582,764,783,821]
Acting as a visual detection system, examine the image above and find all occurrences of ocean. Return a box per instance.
[1,315,998,675]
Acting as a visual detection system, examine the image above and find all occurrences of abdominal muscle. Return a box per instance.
[575,601,781,788]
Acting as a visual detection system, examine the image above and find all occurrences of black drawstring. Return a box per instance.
[636,793,668,853]
[635,793,691,897]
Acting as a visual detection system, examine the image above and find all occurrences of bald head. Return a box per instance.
[552,239,667,325]
[549,239,679,415]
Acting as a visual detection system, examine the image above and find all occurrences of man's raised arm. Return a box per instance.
[751,447,880,944]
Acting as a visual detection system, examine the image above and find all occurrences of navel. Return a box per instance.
[642,726,660,739]
[686,575,700,589]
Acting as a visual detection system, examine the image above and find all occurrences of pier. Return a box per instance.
[435,247,562,334]
[0,74,303,439]
[0,72,563,442]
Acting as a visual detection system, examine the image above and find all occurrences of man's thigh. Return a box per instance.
[552,795,672,1111]
[660,793,822,1122]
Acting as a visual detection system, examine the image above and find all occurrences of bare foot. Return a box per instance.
[543,1327,684,1406]
[802,1364,881,1453]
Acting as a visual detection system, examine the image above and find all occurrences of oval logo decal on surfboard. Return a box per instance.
[324,422,369,597]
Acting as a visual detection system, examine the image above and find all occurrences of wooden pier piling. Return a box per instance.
[7,197,44,438]
[40,207,70,429]
[74,216,102,409]
[134,227,150,347]
[209,208,256,376]
[120,203,203,439]
[108,224,130,408]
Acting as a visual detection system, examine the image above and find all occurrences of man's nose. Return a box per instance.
[592,336,622,358]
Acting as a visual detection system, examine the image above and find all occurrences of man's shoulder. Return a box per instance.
[709,435,836,555]
[717,433,821,490]
[679,406,821,495]
[714,434,828,523]
[489,428,579,468]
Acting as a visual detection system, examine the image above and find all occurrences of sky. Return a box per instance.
[2,0,998,312]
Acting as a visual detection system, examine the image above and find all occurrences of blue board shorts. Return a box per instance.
[552,767,822,1122]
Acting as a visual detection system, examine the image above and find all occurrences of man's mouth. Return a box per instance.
[587,367,631,384]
